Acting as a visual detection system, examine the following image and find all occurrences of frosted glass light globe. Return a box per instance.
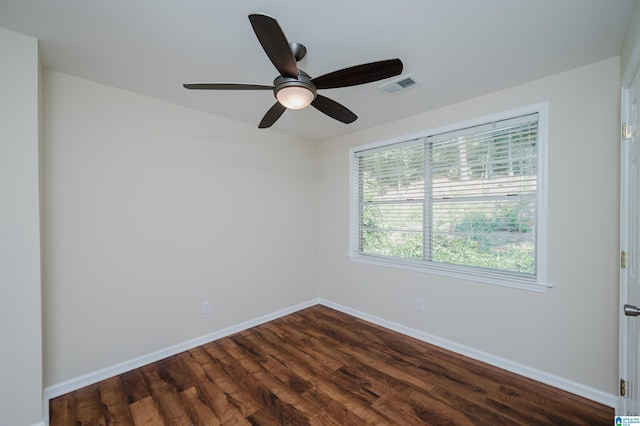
[276,86,315,109]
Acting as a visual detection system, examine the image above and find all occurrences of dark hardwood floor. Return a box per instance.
[49,305,613,425]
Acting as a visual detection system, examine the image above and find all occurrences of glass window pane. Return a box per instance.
[352,110,541,282]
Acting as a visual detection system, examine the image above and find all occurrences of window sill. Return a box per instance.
[348,254,550,293]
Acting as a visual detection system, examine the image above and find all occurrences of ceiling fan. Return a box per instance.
[183,13,403,128]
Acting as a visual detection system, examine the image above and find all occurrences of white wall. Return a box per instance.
[42,71,318,386]
[316,57,620,397]
[621,0,640,84]
[0,28,43,425]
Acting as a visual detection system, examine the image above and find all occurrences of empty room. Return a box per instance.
[1,1,639,425]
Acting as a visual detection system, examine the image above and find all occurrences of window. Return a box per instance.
[349,104,548,291]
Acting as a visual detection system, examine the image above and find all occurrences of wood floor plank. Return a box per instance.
[244,408,290,426]
[99,376,135,426]
[128,396,164,426]
[371,396,433,425]
[139,363,194,425]
[178,348,251,425]
[74,384,108,425]
[156,357,194,394]
[179,386,222,426]
[119,369,151,404]
[49,305,614,426]
[189,344,264,418]
[49,394,75,426]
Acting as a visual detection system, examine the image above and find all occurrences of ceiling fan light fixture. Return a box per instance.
[276,85,315,109]
[273,71,317,110]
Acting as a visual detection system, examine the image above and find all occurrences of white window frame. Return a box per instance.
[348,103,549,292]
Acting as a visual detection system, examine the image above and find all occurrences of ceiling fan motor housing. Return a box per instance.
[273,70,317,107]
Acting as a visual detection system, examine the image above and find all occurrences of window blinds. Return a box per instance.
[354,112,539,276]
[356,140,425,259]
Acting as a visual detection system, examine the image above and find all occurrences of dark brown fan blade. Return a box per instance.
[183,83,273,90]
[249,14,298,79]
[311,95,357,124]
[312,59,403,90]
[259,102,287,128]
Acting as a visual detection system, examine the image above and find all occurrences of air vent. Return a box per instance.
[378,74,421,96]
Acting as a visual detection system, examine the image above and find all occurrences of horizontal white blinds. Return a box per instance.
[427,113,538,144]
[356,142,425,259]
[428,114,538,199]
[354,112,539,276]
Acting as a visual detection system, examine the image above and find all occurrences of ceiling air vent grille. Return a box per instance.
[378,74,421,96]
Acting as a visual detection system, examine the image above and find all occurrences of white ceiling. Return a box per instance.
[0,0,634,141]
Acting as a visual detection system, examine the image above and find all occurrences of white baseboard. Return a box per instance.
[318,298,617,408]
[44,298,320,402]
[43,296,616,425]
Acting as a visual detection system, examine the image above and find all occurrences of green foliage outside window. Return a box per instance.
[362,203,535,274]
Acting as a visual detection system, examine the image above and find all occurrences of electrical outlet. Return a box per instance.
[202,301,211,315]
[416,298,425,312]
